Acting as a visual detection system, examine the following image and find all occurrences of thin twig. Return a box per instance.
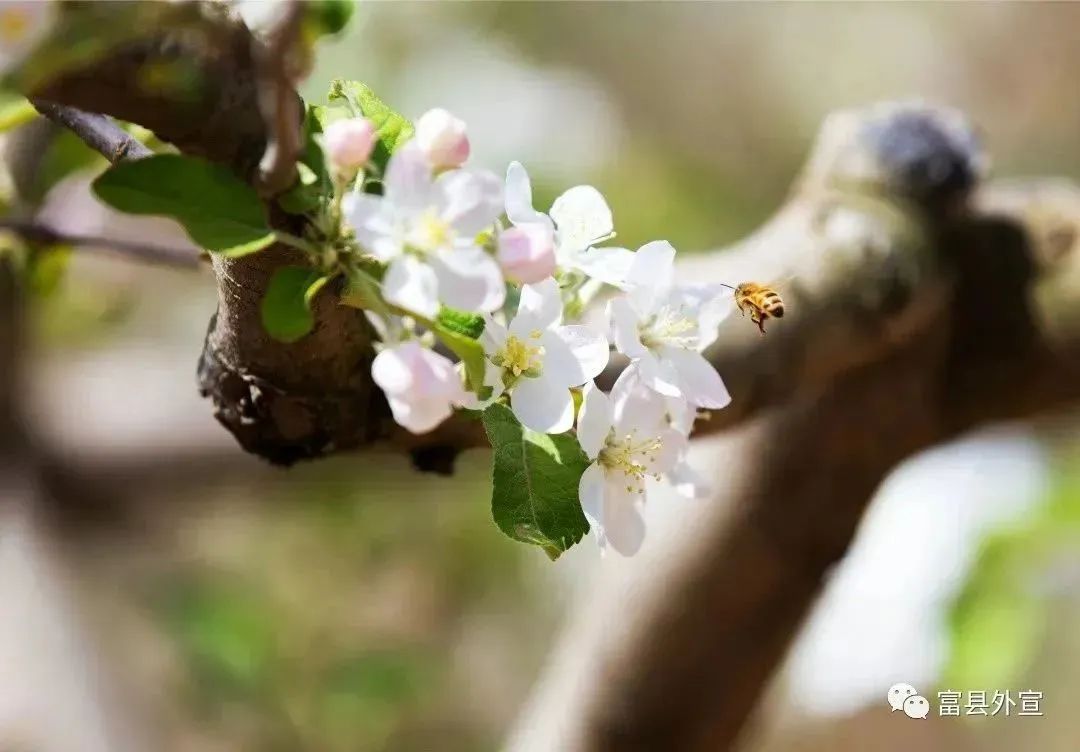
[31,100,153,163]
[254,0,305,196]
[0,218,203,269]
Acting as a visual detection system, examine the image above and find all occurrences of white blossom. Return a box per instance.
[371,338,465,435]
[0,1,55,74]
[504,161,633,286]
[415,108,470,170]
[480,278,608,433]
[611,366,711,500]
[609,240,732,408]
[576,380,685,556]
[343,144,504,317]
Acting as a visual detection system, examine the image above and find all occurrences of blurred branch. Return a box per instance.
[31,100,152,163]
[0,218,202,269]
[254,0,305,196]
[509,104,1080,751]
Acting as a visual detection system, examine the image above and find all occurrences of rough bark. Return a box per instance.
[27,3,395,465]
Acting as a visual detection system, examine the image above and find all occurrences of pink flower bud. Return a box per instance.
[497,224,556,284]
[415,108,470,169]
[324,117,377,173]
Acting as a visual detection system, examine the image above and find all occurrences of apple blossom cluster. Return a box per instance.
[328,107,733,556]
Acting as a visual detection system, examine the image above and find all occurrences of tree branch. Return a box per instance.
[253,0,305,196]
[0,218,202,269]
[31,100,152,163]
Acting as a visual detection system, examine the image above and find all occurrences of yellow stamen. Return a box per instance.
[598,429,664,495]
[639,305,697,350]
[498,334,544,378]
[413,210,453,251]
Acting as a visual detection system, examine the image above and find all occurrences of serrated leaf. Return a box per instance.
[436,306,485,340]
[326,80,414,175]
[93,154,275,256]
[482,403,590,559]
[261,266,329,343]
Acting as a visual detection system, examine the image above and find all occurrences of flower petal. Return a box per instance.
[637,350,684,398]
[538,330,592,387]
[432,247,506,313]
[571,246,635,287]
[611,372,668,435]
[510,373,574,433]
[510,277,562,335]
[505,161,554,229]
[600,481,646,557]
[609,296,647,358]
[578,462,607,544]
[342,193,401,261]
[480,313,509,355]
[436,168,503,235]
[669,283,733,351]
[383,143,434,212]
[665,392,697,435]
[625,240,676,312]
[371,345,416,396]
[415,346,465,400]
[662,346,731,409]
[577,383,613,460]
[386,394,454,434]
[555,325,609,382]
[383,255,440,319]
[550,185,613,258]
[653,428,687,475]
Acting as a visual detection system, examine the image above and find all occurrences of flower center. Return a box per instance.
[492,331,544,379]
[639,306,697,350]
[598,429,664,494]
[0,8,30,43]
[412,210,454,252]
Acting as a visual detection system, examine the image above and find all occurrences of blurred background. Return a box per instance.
[4,2,1080,751]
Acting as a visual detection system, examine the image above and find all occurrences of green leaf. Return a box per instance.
[278,106,331,216]
[432,306,487,392]
[326,80,415,176]
[436,305,485,340]
[436,325,487,394]
[482,403,590,559]
[261,266,330,343]
[92,154,275,256]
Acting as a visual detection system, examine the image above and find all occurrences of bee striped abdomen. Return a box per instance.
[733,283,786,334]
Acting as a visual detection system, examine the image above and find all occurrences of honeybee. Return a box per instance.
[732,282,785,335]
